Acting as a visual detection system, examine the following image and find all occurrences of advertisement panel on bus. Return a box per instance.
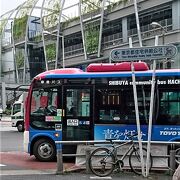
[94,125,180,141]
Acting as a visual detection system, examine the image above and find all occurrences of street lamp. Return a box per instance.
[151,22,167,45]
[151,22,168,69]
[43,30,65,68]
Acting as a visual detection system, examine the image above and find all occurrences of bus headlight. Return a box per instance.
[54,132,60,137]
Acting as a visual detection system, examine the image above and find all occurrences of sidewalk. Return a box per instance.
[0,151,81,176]
[1,151,173,179]
[0,171,172,180]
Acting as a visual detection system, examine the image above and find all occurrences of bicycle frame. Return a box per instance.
[108,139,136,163]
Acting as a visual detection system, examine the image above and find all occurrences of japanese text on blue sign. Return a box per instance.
[110,45,177,61]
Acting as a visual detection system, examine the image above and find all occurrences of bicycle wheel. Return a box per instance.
[129,147,153,175]
[89,147,115,177]
[175,147,180,164]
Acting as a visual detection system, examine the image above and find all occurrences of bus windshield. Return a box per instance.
[30,87,58,129]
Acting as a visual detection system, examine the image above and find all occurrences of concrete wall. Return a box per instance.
[172,0,180,30]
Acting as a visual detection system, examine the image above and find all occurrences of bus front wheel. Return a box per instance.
[33,138,56,162]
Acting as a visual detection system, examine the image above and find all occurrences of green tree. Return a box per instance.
[46,43,56,61]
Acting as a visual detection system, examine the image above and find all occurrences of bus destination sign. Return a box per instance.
[110,45,177,61]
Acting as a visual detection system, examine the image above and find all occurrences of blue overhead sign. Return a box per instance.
[110,45,177,61]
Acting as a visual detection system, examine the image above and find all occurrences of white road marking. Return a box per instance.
[0,169,56,176]
[0,164,6,167]
[90,176,112,179]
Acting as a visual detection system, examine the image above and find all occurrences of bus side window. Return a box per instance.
[157,91,180,125]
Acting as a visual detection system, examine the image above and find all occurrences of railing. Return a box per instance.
[102,32,123,49]
[49,19,173,57]
[64,43,84,57]
[128,18,173,42]
[55,140,180,175]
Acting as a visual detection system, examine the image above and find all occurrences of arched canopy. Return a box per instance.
[0,0,128,83]
[0,0,124,42]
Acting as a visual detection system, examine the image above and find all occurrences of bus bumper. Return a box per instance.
[24,131,29,153]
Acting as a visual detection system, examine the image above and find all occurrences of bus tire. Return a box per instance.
[33,138,56,162]
[17,122,24,132]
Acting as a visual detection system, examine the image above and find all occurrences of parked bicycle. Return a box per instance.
[88,132,153,177]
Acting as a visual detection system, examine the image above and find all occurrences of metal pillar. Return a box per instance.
[78,0,87,60]
[56,143,63,174]
[62,35,65,68]
[0,33,2,84]
[131,63,145,177]
[97,0,106,58]
[11,3,26,84]
[85,148,91,174]
[24,0,39,84]
[55,0,65,69]
[129,37,145,177]
[0,12,15,83]
[133,0,142,47]
[56,149,63,174]
[146,35,158,177]
[170,150,176,175]
[40,0,48,71]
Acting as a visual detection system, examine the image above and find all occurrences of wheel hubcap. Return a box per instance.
[39,143,52,158]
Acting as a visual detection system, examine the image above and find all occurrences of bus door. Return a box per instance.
[62,86,93,153]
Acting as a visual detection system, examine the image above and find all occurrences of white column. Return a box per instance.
[1,82,6,110]
[122,17,128,43]
[172,0,180,30]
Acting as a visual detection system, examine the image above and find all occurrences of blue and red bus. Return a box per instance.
[24,62,180,161]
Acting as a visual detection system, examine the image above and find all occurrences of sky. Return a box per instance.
[0,0,26,16]
[0,0,79,17]
[0,0,81,19]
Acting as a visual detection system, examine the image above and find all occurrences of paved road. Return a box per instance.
[0,117,24,152]
[0,131,23,152]
[0,116,78,177]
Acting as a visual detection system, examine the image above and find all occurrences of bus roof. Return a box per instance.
[35,68,180,80]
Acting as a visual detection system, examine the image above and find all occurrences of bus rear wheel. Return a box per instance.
[33,139,56,162]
